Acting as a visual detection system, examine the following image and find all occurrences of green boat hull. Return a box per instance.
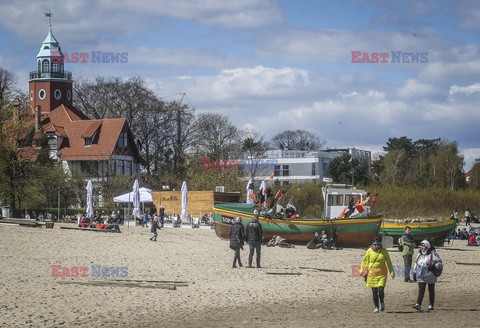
[213,203,383,247]
[379,219,456,246]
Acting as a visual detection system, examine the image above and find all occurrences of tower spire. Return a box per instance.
[44,11,53,27]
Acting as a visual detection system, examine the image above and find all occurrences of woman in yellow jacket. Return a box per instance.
[359,237,395,313]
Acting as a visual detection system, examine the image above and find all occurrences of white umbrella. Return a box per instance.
[113,187,153,203]
[86,180,94,219]
[246,179,254,204]
[181,181,188,223]
[132,179,141,218]
[259,180,266,206]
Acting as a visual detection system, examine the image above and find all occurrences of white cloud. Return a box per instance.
[449,83,480,95]
[462,148,480,170]
[397,79,437,98]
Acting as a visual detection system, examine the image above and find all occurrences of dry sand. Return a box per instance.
[0,222,479,328]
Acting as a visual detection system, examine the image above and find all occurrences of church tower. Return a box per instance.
[29,13,73,113]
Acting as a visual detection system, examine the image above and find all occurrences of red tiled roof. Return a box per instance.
[81,121,102,138]
[4,104,140,163]
[60,118,127,161]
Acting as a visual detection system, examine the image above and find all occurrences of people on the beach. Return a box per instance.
[457,228,469,240]
[306,232,324,249]
[150,217,160,241]
[359,237,395,313]
[267,235,294,248]
[246,210,263,268]
[465,208,471,226]
[399,226,415,282]
[467,232,478,246]
[412,240,442,311]
[229,217,245,268]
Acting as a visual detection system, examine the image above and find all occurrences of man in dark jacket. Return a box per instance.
[246,210,263,268]
[229,217,245,268]
[150,218,160,241]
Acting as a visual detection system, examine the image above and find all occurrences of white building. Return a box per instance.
[241,148,371,185]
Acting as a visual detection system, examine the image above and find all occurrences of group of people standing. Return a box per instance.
[228,210,263,268]
[360,226,443,313]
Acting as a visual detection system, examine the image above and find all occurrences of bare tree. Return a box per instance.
[192,113,241,161]
[270,129,326,151]
[241,128,270,179]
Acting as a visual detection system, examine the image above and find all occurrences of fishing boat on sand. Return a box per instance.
[380,217,456,246]
[213,180,383,247]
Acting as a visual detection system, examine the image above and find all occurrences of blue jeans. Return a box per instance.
[248,241,262,267]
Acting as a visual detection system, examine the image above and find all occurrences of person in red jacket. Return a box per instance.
[468,232,478,246]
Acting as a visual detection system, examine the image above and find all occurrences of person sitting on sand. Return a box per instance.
[306,232,324,249]
[267,235,294,248]
[80,217,88,228]
[467,232,478,246]
[321,231,329,245]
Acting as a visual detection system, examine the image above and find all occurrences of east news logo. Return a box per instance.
[351,51,428,63]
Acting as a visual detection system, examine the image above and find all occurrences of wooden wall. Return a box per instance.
[151,191,240,218]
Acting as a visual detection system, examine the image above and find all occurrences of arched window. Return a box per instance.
[51,59,59,73]
[37,60,41,72]
[42,59,50,73]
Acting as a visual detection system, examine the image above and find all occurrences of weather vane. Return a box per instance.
[44,11,53,26]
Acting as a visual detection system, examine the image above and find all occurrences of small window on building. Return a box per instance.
[274,165,280,177]
[48,137,57,150]
[118,132,128,148]
[35,139,42,148]
[42,59,49,73]
[84,138,92,147]
[282,165,290,177]
[17,139,25,149]
[311,163,316,176]
[52,60,60,73]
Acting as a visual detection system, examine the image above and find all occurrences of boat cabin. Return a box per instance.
[322,182,370,219]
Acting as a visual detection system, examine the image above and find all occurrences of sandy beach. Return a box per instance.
[0,222,479,328]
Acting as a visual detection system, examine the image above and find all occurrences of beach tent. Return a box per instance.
[113,187,153,203]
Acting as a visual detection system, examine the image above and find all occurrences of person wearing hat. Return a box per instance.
[359,237,395,313]
[246,210,263,268]
[412,240,443,311]
[229,217,245,268]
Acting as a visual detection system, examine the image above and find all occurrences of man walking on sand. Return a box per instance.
[399,226,415,282]
[246,210,263,268]
[150,217,160,241]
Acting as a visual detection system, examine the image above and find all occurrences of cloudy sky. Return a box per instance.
[1,0,479,169]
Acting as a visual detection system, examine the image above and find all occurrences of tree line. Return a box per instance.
[0,68,327,212]
[0,67,477,215]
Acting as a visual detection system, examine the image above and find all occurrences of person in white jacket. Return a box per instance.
[412,240,442,311]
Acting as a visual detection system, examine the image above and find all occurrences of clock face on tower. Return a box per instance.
[54,89,62,100]
[30,90,34,101]
[67,90,71,101]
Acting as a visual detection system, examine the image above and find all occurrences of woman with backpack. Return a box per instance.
[412,240,443,311]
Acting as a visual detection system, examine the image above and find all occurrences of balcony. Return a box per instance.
[29,70,72,81]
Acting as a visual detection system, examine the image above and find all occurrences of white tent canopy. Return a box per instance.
[113,187,153,203]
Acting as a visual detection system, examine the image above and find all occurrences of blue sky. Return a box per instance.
[1,0,480,169]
